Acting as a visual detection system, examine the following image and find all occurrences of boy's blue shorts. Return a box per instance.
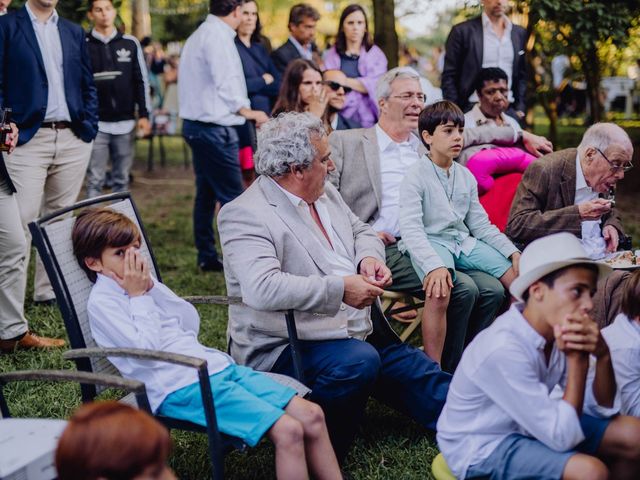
[465,414,612,479]
[157,364,297,447]
[411,239,512,283]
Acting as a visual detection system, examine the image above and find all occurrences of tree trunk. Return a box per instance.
[131,0,152,40]
[372,0,399,68]
[583,47,603,124]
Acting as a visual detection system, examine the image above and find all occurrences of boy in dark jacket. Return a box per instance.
[85,0,151,198]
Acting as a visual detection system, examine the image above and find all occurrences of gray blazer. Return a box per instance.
[328,125,520,225]
[218,175,385,371]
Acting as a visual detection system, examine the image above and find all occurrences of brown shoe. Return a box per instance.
[0,331,65,353]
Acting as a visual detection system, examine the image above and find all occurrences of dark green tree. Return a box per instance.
[527,0,640,123]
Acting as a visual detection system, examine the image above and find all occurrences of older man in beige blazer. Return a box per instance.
[507,122,632,326]
[328,67,527,372]
[218,112,451,462]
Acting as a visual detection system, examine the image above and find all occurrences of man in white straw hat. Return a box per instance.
[436,232,640,480]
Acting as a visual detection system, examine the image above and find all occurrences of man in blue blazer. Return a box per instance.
[0,0,98,304]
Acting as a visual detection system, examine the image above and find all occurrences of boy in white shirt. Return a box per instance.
[71,207,341,480]
[437,232,640,479]
[602,270,640,417]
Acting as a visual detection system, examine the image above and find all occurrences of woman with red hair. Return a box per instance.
[56,401,175,480]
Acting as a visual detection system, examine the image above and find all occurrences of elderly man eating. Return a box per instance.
[507,122,633,326]
[218,112,451,462]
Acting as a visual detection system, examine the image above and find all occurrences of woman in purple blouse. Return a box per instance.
[323,4,388,128]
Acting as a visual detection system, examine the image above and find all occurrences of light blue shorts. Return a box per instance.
[465,414,612,479]
[411,239,512,283]
[157,364,296,447]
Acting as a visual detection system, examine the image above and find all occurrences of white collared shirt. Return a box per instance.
[87,274,233,412]
[468,13,515,104]
[437,303,619,479]
[26,3,70,122]
[271,178,372,339]
[602,313,640,417]
[574,153,606,259]
[371,125,421,237]
[178,15,250,125]
[288,36,313,61]
[464,104,521,139]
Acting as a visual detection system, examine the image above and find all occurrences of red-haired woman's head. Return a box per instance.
[56,401,174,480]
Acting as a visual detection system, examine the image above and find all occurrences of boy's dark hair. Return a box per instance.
[418,100,465,150]
[210,0,247,17]
[88,0,114,9]
[522,263,600,303]
[288,3,320,26]
[621,270,640,319]
[474,67,509,95]
[72,208,141,283]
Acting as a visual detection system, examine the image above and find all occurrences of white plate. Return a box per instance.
[602,250,640,270]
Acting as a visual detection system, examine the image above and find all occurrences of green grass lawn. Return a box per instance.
[2,119,639,479]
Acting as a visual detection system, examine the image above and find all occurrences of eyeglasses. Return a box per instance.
[390,92,426,103]
[323,81,352,94]
[595,147,633,173]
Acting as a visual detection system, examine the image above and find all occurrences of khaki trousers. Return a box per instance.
[5,128,92,301]
[0,179,28,339]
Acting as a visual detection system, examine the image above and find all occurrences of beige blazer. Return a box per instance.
[218,175,385,371]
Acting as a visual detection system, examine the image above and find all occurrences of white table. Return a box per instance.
[0,418,67,480]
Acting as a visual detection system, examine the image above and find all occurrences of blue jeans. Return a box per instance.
[183,120,243,265]
[85,130,135,198]
[271,338,451,461]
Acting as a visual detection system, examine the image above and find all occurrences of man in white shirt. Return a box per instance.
[507,122,632,326]
[437,232,640,480]
[442,0,527,121]
[219,112,451,462]
[178,0,268,272]
[329,67,522,372]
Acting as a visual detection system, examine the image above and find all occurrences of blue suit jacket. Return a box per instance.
[0,7,98,145]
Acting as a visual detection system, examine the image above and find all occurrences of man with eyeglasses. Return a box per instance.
[329,66,527,372]
[507,122,634,326]
[322,69,361,131]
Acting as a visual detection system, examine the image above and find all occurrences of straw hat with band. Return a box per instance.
[510,232,612,302]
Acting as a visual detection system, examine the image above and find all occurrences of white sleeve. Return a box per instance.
[470,346,586,451]
[88,293,164,351]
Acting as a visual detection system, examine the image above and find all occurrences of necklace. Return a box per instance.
[429,156,456,206]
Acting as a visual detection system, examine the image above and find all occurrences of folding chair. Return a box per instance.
[381,291,425,342]
[28,192,309,480]
[0,369,150,480]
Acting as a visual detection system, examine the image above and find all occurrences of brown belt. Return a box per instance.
[41,121,72,130]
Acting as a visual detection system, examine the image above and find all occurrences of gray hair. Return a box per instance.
[375,66,421,103]
[255,112,326,177]
[577,122,633,155]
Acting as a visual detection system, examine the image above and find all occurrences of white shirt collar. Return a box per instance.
[509,303,547,350]
[575,152,590,191]
[288,35,311,55]
[95,272,127,295]
[272,177,305,206]
[91,28,118,43]
[26,2,58,24]
[206,14,237,38]
[375,124,419,153]
[481,11,512,34]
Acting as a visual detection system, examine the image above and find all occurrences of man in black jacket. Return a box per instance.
[441,0,526,121]
[271,3,320,74]
[85,0,151,198]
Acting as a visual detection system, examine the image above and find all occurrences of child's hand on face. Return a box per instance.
[109,248,151,298]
